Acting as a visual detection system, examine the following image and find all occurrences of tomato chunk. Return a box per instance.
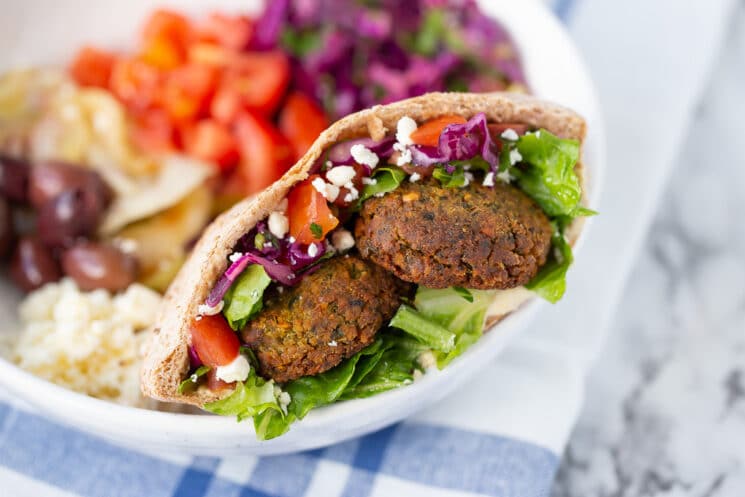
[130,108,177,153]
[69,46,117,88]
[199,13,253,50]
[142,10,193,50]
[287,176,339,244]
[234,111,294,194]
[182,120,239,171]
[220,51,290,116]
[410,115,468,147]
[190,314,240,368]
[160,63,218,122]
[109,58,162,111]
[279,92,329,161]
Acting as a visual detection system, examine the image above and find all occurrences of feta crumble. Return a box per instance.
[409,172,421,183]
[509,148,523,165]
[328,340,338,347]
[350,144,379,168]
[418,350,437,370]
[483,171,495,187]
[268,211,289,239]
[332,229,355,251]
[396,148,413,166]
[311,177,340,202]
[278,390,291,414]
[13,279,161,407]
[497,169,513,184]
[501,128,520,141]
[215,354,251,383]
[362,177,377,186]
[228,252,244,263]
[198,300,224,316]
[396,116,418,146]
[307,243,319,257]
[326,165,356,187]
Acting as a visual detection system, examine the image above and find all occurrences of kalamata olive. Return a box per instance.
[0,155,30,203]
[0,197,14,259]
[10,237,61,292]
[61,242,137,292]
[29,161,111,209]
[37,188,106,247]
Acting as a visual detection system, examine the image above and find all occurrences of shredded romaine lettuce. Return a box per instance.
[389,305,456,352]
[204,368,283,425]
[525,225,574,303]
[222,264,272,330]
[359,166,406,202]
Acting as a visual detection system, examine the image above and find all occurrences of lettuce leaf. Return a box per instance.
[204,368,282,424]
[413,286,497,367]
[526,226,573,303]
[359,167,406,202]
[222,264,272,330]
[514,129,586,219]
[389,304,456,352]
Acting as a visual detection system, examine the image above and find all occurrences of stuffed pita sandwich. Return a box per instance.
[142,92,592,440]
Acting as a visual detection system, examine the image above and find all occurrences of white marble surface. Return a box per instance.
[552,4,745,496]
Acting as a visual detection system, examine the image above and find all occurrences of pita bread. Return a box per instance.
[141,92,588,406]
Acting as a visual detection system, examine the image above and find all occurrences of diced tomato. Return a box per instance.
[279,92,329,161]
[287,176,339,244]
[140,36,184,70]
[130,108,177,153]
[487,123,530,141]
[109,58,162,111]
[160,63,218,122]
[69,46,117,88]
[182,120,239,171]
[142,10,193,50]
[210,86,244,125]
[189,314,240,368]
[199,13,253,50]
[188,42,236,67]
[219,51,290,116]
[410,115,468,147]
[234,111,294,194]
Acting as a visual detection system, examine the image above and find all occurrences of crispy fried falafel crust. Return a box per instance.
[355,180,553,289]
[242,255,410,383]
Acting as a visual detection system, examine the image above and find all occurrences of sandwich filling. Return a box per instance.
[182,113,593,439]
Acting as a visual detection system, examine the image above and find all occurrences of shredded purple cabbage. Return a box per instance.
[250,0,526,119]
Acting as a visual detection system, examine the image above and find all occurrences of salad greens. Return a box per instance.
[222,264,272,330]
[359,166,406,202]
[178,365,210,394]
[525,225,574,303]
[204,368,283,423]
[389,305,455,352]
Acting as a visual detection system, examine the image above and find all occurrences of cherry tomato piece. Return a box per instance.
[130,109,177,153]
[287,176,339,244]
[219,51,290,116]
[233,112,294,194]
[279,92,329,161]
[109,58,162,111]
[409,115,468,147]
[199,13,253,50]
[190,314,240,368]
[69,46,117,88]
[182,120,239,171]
[160,64,218,122]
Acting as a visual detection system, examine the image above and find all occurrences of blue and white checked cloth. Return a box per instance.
[0,0,736,495]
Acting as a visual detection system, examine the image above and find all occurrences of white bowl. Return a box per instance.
[0,0,604,455]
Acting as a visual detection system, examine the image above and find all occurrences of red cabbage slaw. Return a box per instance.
[250,0,526,119]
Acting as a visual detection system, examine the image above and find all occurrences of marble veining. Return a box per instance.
[552,5,745,496]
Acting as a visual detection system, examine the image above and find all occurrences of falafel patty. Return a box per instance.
[241,254,409,383]
[355,179,553,290]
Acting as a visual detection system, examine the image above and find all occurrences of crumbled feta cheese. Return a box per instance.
[198,300,224,316]
[375,192,385,198]
[228,252,244,263]
[535,130,541,138]
[326,165,357,187]
[418,350,437,370]
[288,236,296,243]
[350,144,379,168]
[509,148,523,165]
[483,172,495,187]
[396,148,413,166]
[278,391,291,414]
[332,229,355,251]
[328,340,338,347]
[501,128,520,141]
[497,169,513,184]
[13,278,161,407]
[409,172,421,183]
[342,183,359,203]
[325,160,333,168]
[362,177,377,186]
[311,177,339,202]
[396,116,418,146]
[307,243,319,257]
[463,172,472,187]
[268,211,289,239]
[393,142,407,153]
[215,354,251,383]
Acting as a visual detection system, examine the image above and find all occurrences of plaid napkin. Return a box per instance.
[0,0,736,495]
